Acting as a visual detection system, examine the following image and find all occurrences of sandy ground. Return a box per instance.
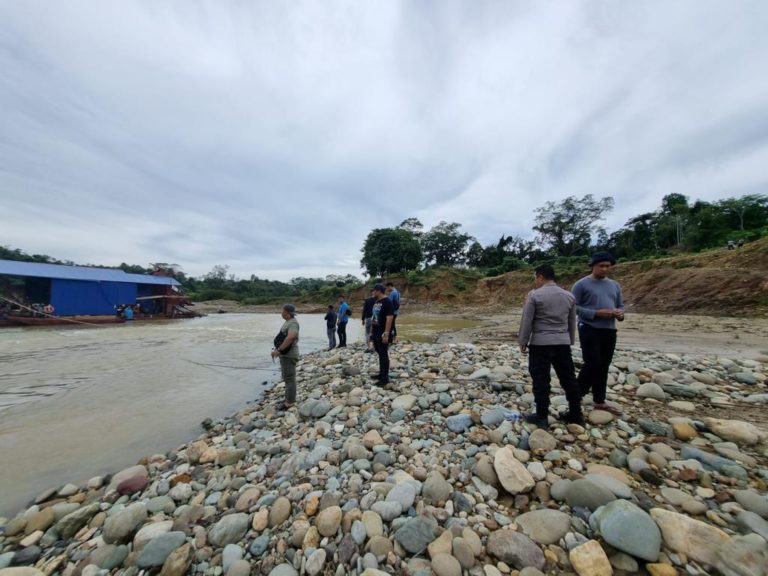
[437,311,768,361]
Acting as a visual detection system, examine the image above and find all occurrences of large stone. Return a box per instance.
[650,507,730,566]
[134,520,173,551]
[431,553,462,576]
[591,500,661,561]
[714,534,768,576]
[208,514,249,547]
[636,383,666,400]
[734,490,768,519]
[103,503,148,544]
[493,446,535,495]
[305,549,326,576]
[565,479,616,511]
[106,465,148,493]
[269,497,292,527]
[160,542,194,576]
[136,531,186,568]
[89,544,129,570]
[56,503,100,539]
[703,418,766,446]
[316,506,342,537]
[268,564,298,576]
[515,509,571,545]
[584,474,632,499]
[446,414,473,433]
[386,483,417,510]
[569,540,612,576]
[423,472,453,503]
[528,429,557,453]
[299,399,331,419]
[486,530,545,570]
[392,394,417,411]
[394,516,438,554]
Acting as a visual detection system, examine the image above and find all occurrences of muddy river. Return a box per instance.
[0,313,363,517]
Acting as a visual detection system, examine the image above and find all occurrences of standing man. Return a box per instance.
[385,282,400,344]
[336,296,349,347]
[371,283,394,387]
[572,252,624,415]
[271,304,300,410]
[519,265,583,428]
[324,305,337,350]
[362,289,376,353]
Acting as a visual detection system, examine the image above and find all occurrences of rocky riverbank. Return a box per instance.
[1,342,767,576]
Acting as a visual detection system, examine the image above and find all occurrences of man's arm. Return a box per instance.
[518,292,535,351]
[573,281,616,319]
[568,301,576,345]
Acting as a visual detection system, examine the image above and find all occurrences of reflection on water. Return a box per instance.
[0,314,361,517]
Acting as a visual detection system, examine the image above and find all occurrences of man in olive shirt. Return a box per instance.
[519,265,583,427]
[271,303,300,410]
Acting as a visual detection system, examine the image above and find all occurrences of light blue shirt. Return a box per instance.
[338,301,349,323]
[572,276,623,329]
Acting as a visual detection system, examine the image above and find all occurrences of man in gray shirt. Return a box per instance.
[519,265,583,428]
[572,251,624,415]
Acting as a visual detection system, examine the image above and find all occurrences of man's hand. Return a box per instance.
[519,344,527,354]
[271,349,281,359]
[614,309,625,321]
[595,309,616,318]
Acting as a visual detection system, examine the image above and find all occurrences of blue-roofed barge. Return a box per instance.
[0,260,201,326]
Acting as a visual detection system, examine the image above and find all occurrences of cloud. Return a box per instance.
[1,0,767,280]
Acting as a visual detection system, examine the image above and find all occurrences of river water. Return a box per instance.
[0,313,361,517]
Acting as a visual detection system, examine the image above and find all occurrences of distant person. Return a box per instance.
[324,305,337,350]
[386,282,401,343]
[336,296,349,347]
[518,265,582,428]
[371,283,394,387]
[123,305,134,321]
[362,289,376,353]
[738,239,745,248]
[572,252,624,416]
[727,240,735,251]
[270,303,300,410]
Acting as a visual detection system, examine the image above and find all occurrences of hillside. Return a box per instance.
[349,237,768,317]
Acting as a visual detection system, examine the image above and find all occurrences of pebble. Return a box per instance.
[1,342,765,576]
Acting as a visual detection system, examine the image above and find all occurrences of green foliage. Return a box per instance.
[360,227,423,277]
[453,278,467,292]
[533,194,614,256]
[420,221,475,266]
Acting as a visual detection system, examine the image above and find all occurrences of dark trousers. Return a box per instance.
[372,334,389,383]
[577,324,617,404]
[337,322,347,347]
[528,345,581,417]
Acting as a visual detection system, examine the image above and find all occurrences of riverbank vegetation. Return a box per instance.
[2,192,766,307]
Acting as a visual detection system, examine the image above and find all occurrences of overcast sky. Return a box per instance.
[2,1,767,281]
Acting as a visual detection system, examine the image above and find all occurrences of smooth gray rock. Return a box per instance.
[208,513,249,547]
[734,490,768,519]
[515,509,571,545]
[56,503,100,539]
[591,500,661,562]
[268,564,298,576]
[103,503,147,544]
[136,531,186,568]
[386,483,417,510]
[737,511,768,541]
[565,479,616,510]
[446,414,473,433]
[394,516,438,554]
[486,530,546,570]
[89,544,129,570]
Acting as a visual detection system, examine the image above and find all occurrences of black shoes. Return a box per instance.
[558,410,585,425]
[524,413,549,429]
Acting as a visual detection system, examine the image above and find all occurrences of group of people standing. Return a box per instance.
[272,252,624,422]
[273,282,402,409]
[518,251,624,428]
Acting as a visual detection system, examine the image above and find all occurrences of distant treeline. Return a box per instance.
[360,193,768,277]
[3,192,766,303]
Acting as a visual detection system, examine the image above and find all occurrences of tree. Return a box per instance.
[360,228,423,277]
[420,221,475,266]
[720,194,768,231]
[397,217,424,237]
[533,194,614,256]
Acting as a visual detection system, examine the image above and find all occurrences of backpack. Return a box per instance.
[345,308,352,317]
[273,330,294,353]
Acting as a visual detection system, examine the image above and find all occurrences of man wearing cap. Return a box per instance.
[370,283,394,387]
[572,252,624,416]
[519,265,583,428]
[271,304,300,410]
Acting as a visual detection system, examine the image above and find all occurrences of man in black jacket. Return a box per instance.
[324,305,337,350]
[371,284,394,386]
